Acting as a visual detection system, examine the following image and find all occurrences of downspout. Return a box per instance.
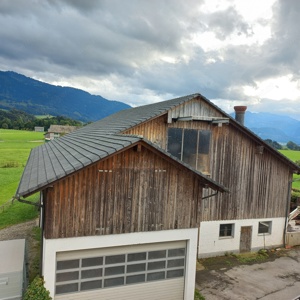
[39,192,45,277]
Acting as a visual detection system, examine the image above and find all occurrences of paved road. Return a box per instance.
[196,248,300,300]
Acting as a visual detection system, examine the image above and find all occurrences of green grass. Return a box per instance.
[195,290,205,300]
[235,251,269,264]
[0,168,24,205]
[28,226,42,282]
[0,129,43,227]
[0,129,44,141]
[0,195,39,229]
[279,150,300,189]
[279,150,300,162]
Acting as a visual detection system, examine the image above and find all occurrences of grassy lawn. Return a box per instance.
[0,129,44,228]
[279,150,300,161]
[0,168,24,205]
[279,150,300,189]
[0,197,39,229]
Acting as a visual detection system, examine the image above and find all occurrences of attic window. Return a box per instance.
[167,128,211,173]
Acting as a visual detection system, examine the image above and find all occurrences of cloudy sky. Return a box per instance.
[0,0,300,119]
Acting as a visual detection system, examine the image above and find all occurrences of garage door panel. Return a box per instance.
[55,241,186,300]
[55,278,184,300]
[57,241,186,260]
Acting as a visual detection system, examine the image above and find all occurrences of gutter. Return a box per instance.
[17,197,40,207]
[39,193,45,277]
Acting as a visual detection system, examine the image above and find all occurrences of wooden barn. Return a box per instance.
[15,93,300,299]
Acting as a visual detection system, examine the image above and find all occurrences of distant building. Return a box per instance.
[34,126,44,132]
[44,125,78,141]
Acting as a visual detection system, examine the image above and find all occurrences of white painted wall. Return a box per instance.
[198,217,286,258]
[43,228,198,300]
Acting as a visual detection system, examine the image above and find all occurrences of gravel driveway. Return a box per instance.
[0,219,37,241]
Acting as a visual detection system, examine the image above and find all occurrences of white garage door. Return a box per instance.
[55,241,186,300]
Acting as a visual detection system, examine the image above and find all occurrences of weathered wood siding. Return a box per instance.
[203,123,291,221]
[121,97,293,221]
[167,98,223,122]
[44,145,203,239]
[123,115,167,149]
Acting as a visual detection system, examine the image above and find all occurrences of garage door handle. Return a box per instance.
[0,279,8,285]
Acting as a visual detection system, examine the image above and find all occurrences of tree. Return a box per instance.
[1,122,8,129]
[287,141,300,151]
[264,139,282,150]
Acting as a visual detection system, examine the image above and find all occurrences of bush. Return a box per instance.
[195,289,205,300]
[24,276,52,300]
[291,189,300,203]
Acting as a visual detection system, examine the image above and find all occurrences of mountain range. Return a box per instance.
[230,111,300,144]
[0,70,299,144]
[0,71,130,122]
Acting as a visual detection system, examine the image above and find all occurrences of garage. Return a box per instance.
[54,240,186,300]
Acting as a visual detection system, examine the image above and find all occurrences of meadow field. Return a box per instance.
[279,150,300,189]
[0,129,44,228]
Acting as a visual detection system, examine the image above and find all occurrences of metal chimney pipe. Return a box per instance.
[234,106,247,125]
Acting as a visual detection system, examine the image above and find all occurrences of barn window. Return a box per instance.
[167,128,183,160]
[167,128,211,173]
[258,221,272,234]
[219,224,234,238]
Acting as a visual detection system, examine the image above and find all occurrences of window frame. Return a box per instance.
[219,223,235,239]
[258,221,272,235]
[167,127,211,173]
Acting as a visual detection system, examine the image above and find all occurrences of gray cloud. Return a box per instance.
[206,7,252,40]
[0,0,299,119]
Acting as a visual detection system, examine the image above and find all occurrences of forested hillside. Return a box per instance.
[0,71,130,122]
[0,109,82,131]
